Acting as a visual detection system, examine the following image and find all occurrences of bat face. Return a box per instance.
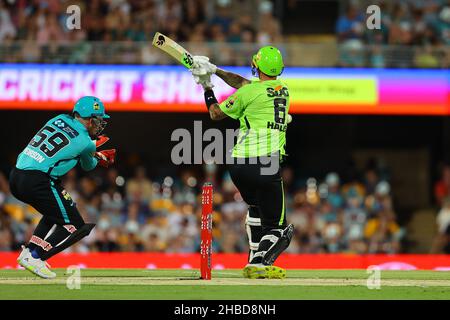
[152,32,194,69]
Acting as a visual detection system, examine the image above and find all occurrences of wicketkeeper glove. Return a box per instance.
[95,149,116,168]
[95,135,110,148]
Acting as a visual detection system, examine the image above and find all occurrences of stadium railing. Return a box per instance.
[0,41,448,68]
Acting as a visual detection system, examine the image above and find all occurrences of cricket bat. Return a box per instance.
[152,32,194,69]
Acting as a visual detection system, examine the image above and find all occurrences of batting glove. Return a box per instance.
[191,68,214,89]
[192,56,217,74]
[95,149,116,168]
[191,56,217,89]
[193,73,214,89]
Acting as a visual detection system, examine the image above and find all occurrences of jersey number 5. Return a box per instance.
[274,98,287,124]
[29,126,70,157]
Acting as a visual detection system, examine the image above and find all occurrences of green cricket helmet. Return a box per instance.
[251,46,284,77]
[73,96,109,137]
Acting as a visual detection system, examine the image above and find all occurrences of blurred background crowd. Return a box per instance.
[0,0,448,67]
[0,0,449,255]
[337,0,450,67]
[3,156,447,255]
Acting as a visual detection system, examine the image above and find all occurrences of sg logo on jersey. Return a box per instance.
[266,86,289,98]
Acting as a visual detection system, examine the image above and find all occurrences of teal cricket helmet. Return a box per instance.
[73,96,110,119]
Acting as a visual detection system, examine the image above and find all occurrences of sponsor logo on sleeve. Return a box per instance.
[226,99,234,109]
[53,119,79,138]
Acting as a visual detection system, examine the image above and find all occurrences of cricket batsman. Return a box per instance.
[191,46,294,279]
[9,96,116,278]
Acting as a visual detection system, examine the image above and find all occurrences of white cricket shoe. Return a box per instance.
[17,245,30,263]
[17,248,56,279]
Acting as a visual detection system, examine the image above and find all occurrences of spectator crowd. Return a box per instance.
[0,160,405,255]
[0,0,448,67]
[337,0,449,68]
[0,0,282,65]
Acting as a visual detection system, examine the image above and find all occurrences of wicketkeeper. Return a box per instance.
[191,47,294,279]
[9,96,116,278]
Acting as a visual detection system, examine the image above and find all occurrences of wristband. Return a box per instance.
[204,89,218,110]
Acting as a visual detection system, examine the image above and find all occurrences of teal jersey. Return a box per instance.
[16,114,98,178]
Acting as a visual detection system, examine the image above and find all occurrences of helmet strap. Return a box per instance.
[251,65,259,77]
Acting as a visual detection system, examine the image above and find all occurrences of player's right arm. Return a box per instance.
[208,103,228,121]
[203,87,228,121]
[191,56,250,90]
[215,68,251,89]
[79,140,97,171]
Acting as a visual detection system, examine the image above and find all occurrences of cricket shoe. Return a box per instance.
[242,264,286,279]
[17,249,56,279]
[17,245,29,263]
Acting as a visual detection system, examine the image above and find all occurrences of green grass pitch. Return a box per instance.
[0,269,449,300]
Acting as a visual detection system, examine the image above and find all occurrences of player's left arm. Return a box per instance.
[203,87,227,121]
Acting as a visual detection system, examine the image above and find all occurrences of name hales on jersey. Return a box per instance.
[267,121,287,132]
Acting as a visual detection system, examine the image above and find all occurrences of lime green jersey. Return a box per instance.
[219,79,290,158]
